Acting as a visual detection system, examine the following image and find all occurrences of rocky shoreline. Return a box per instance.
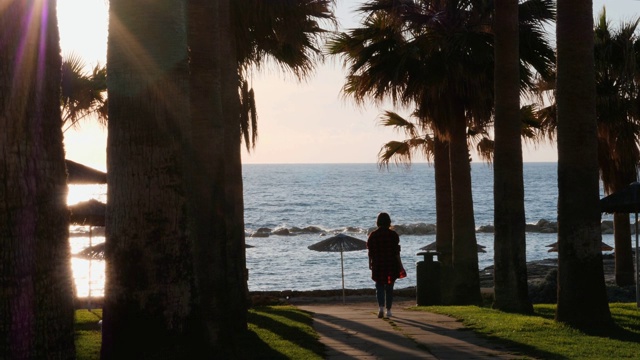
[248,254,636,305]
[75,254,635,309]
[480,254,635,303]
[246,218,627,237]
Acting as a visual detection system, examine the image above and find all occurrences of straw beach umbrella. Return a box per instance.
[308,233,367,303]
[600,181,640,307]
[419,241,487,253]
[69,199,106,227]
[65,159,106,184]
[545,241,613,253]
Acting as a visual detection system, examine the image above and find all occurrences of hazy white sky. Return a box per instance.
[58,0,640,170]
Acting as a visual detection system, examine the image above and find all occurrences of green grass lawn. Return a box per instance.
[74,309,102,359]
[76,303,640,359]
[74,306,323,360]
[418,303,640,360]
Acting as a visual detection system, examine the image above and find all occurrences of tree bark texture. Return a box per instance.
[0,1,76,358]
[433,135,454,304]
[449,104,482,305]
[102,1,196,358]
[492,0,532,313]
[187,0,248,356]
[613,213,635,286]
[555,0,612,328]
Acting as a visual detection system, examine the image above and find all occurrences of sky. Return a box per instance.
[57,0,640,171]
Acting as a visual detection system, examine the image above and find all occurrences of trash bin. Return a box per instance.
[416,251,441,306]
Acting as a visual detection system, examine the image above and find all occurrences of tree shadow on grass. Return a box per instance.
[536,304,640,345]
[254,306,316,325]
[243,307,324,359]
[239,331,291,360]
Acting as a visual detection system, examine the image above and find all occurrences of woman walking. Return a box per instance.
[367,212,402,318]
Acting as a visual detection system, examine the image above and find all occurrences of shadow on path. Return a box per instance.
[294,298,551,359]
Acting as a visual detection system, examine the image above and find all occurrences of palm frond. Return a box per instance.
[60,53,108,132]
[236,0,336,80]
[378,110,420,138]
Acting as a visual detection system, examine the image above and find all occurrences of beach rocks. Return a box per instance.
[246,218,635,238]
[477,225,494,233]
[249,228,272,237]
[392,223,437,235]
[480,255,635,304]
[271,228,290,236]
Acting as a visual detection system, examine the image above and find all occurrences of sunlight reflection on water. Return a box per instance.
[68,183,106,298]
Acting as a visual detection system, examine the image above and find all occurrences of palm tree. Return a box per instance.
[0,0,76,357]
[329,0,554,305]
[593,11,640,287]
[179,1,337,356]
[102,0,194,358]
[493,0,532,313]
[533,9,640,288]
[234,0,336,150]
[60,53,107,133]
[186,0,248,356]
[555,0,612,328]
[102,0,336,356]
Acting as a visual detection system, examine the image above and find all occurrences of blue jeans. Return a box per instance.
[375,281,395,309]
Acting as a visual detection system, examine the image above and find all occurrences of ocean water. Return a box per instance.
[69,162,616,296]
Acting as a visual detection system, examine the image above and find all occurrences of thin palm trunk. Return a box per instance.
[449,104,482,305]
[434,135,454,304]
[493,0,532,313]
[0,1,76,357]
[555,0,611,328]
[613,213,635,285]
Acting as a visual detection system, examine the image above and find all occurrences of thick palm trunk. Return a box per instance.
[0,1,76,358]
[449,106,482,305]
[555,0,612,328]
[102,1,196,358]
[492,0,532,313]
[187,0,248,356]
[218,0,250,332]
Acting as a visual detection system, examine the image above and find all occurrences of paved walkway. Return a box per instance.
[291,296,533,360]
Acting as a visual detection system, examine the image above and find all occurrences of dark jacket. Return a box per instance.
[367,227,401,284]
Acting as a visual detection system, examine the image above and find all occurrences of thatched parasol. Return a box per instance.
[600,181,640,307]
[545,241,613,253]
[419,241,487,253]
[308,233,368,303]
[66,159,106,184]
[69,199,106,227]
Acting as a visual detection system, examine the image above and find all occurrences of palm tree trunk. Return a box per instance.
[102,1,196,358]
[555,0,612,328]
[218,0,250,333]
[187,0,247,356]
[449,104,482,305]
[433,134,454,304]
[492,0,532,313]
[613,213,635,286]
[0,1,76,357]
